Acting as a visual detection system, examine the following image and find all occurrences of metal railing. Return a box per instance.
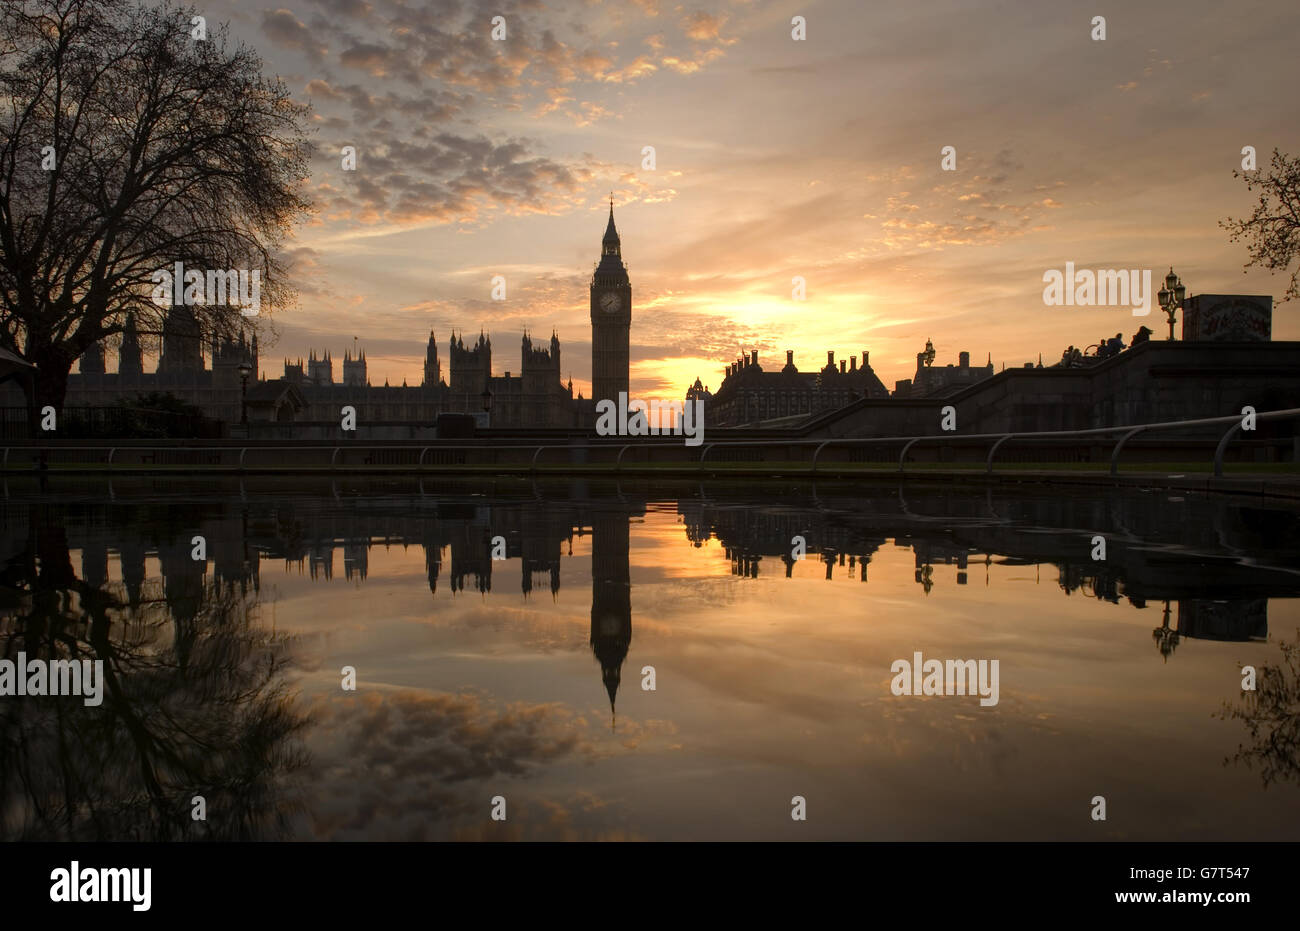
[3,408,1297,477]
[713,408,1300,477]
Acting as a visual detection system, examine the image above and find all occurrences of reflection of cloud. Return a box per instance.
[297,685,680,838]
[300,689,620,838]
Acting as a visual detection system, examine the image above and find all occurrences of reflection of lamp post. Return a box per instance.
[922,339,936,367]
[238,361,252,425]
[1157,268,1186,341]
[480,382,493,427]
[1152,599,1179,662]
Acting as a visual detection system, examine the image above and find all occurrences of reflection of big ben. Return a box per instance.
[590,508,631,719]
[590,199,630,407]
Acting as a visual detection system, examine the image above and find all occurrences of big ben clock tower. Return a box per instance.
[591,198,630,406]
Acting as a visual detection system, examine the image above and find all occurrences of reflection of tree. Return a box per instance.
[0,520,309,841]
[1216,633,1300,788]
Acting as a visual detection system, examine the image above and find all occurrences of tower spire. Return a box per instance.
[602,198,620,253]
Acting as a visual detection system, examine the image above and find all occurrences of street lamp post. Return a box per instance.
[480,383,493,428]
[1156,268,1186,341]
[238,361,252,426]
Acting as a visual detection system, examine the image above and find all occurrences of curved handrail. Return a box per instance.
[898,437,922,472]
[985,434,1014,473]
[1109,426,1147,475]
[1214,422,1244,478]
[811,440,832,474]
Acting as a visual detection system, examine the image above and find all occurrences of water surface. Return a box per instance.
[2,476,1298,840]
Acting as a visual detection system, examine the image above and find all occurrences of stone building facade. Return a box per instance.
[60,210,641,429]
[68,313,583,428]
[693,348,890,426]
[892,347,995,399]
[64,311,259,424]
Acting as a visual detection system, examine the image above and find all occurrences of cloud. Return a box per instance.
[261,9,327,61]
[680,12,728,42]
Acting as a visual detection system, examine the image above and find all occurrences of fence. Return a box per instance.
[3,408,1297,478]
[0,406,221,440]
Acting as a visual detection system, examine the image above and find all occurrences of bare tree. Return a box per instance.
[1222,148,1300,304]
[0,0,312,409]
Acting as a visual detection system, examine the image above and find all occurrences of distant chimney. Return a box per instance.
[850,355,857,372]
[863,351,869,366]
[959,351,970,368]
[786,349,794,366]
[751,350,758,366]
[839,360,846,374]
[827,351,835,367]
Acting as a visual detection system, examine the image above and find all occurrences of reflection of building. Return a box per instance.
[678,499,885,580]
[1152,600,1267,662]
[1177,599,1269,641]
[590,508,632,720]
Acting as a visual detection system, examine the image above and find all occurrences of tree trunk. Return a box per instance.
[30,346,73,417]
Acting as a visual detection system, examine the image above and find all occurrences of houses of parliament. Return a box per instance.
[63,205,637,428]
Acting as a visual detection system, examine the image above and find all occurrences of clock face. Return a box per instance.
[600,291,622,313]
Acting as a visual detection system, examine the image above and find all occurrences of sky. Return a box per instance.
[195,0,1300,397]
